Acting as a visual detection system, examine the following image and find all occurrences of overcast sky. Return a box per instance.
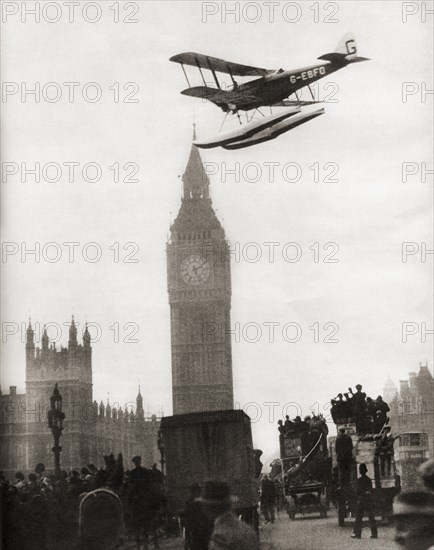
[1,0,433,460]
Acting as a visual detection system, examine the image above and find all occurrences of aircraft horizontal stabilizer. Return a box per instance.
[317,52,347,63]
[181,86,228,101]
[318,52,370,64]
[347,56,370,63]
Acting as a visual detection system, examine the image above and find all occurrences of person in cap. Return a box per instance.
[349,385,367,434]
[206,481,259,550]
[376,426,395,476]
[127,455,155,547]
[14,471,26,491]
[254,450,263,479]
[260,474,276,524]
[351,463,378,539]
[419,459,434,492]
[393,491,434,549]
[334,393,348,421]
[28,473,39,494]
[349,385,367,414]
[373,410,387,434]
[184,482,208,550]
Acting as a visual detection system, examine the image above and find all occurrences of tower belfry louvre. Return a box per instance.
[167,136,234,414]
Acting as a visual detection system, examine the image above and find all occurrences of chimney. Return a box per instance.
[399,380,410,396]
[409,372,417,390]
[9,386,17,395]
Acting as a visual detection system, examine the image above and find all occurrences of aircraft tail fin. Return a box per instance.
[318,33,369,63]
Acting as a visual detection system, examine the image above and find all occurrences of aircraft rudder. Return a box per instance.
[318,33,369,64]
[335,32,357,56]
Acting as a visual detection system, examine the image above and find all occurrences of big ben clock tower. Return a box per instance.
[167,133,234,414]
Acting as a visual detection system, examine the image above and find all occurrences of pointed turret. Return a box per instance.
[182,125,210,201]
[171,129,222,234]
[136,386,144,420]
[26,318,34,343]
[41,326,49,354]
[69,316,77,348]
[26,318,35,364]
[83,323,91,349]
[106,397,111,419]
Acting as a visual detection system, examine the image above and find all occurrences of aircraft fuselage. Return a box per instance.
[232,59,346,111]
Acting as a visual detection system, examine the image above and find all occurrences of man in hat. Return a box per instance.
[349,385,366,411]
[254,450,263,479]
[349,385,367,433]
[351,463,378,539]
[420,459,434,492]
[376,426,395,476]
[183,482,219,550]
[260,474,276,524]
[14,471,26,491]
[393,491,434,549]
[127,456,152,546]
[374,395,390,429]
[373,410,387,434]
[206,481,259,550]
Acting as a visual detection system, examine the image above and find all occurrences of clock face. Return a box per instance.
[180,255,211,285]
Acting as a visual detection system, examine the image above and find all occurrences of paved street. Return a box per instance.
[259,510,400,550]
[120,509,400,550]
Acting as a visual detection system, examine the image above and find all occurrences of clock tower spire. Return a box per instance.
[167,136,234,414]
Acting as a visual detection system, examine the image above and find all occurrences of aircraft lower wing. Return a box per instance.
[181,86,260,109]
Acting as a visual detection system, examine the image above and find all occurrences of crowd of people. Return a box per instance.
[330,384,390,435]
[277,414,329,456]
[0,454,167,550]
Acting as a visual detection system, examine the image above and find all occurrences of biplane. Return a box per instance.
[170,33,369,149]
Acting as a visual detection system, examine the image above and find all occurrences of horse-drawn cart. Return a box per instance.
[286,482,328,520]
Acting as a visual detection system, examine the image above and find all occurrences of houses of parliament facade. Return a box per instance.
[0,320,160,477]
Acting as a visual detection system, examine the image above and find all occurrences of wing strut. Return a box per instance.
[195,59,207,86]
[227,66,238,89]
[207,57,221,89]
[181,64,191,87]
[308,84,315,101]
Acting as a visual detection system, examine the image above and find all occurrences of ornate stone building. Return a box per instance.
[166,135,234,414]
[0,319,160,478]
[386,363,434,458]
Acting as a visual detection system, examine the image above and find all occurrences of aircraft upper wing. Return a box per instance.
[170,52,274,77]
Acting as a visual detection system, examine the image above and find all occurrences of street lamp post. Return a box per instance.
[157,429,165,474]
[47,383,65,478]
